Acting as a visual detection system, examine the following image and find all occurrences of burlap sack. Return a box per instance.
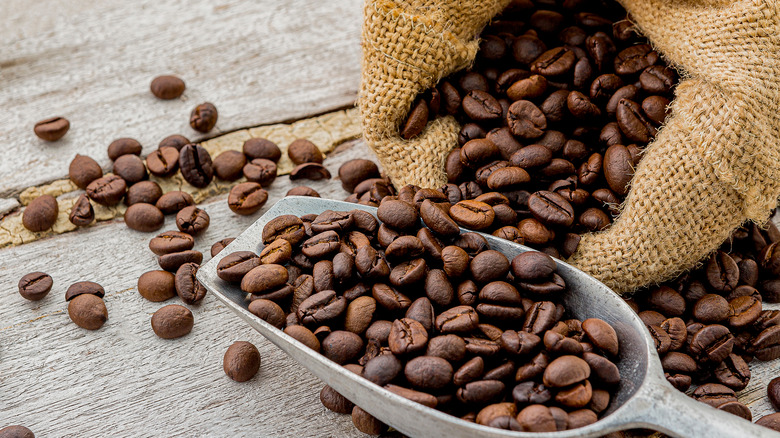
[358,0,780,294]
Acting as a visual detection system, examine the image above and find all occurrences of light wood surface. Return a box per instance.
[1,0,778,437]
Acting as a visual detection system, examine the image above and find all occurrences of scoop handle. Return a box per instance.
[625,380,776,438]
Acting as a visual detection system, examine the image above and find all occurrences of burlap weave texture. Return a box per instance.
[358,0,780,293]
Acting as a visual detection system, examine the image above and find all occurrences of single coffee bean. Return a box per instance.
[693,294,730,323]
[752,325,780,361]
[361,353,402,386]
[190,102,218,132]
[528,191,574,227]
[124,203,164,232]
[149,230,195,256]
[228,182,268,215]
[614,44,658,75]
[125,181,163,206]
[34,116,69,141]
[22,195,58,232]
[320,385,355,414]
[243,158,278,185]
[263,215,305,245]
[217,251,261,283]
[259,239,293,266]
[223,341,261,382]
[174,262,207,304]
[768,377,780,410]
[280,323,319,350]
[689,324,734,363]
[158,250,203,272]
[515,404,557,432]
[137,270,176,302]
[18,272,53,301]
[707,251,740,292]
[436,306,480,334]
[68,294,108,330]
[150,75,185,99]
[456,380,505,405]
[241,263,289,295]
[65,281,105,301]
[339,159,381,193]
[616,98,656,142]
[713,353,750,390]
[449,200,495,230]
[212,150,247,181]
[158,134,190,151]
[756,414,780,432]
[178,144,214,188]
[531,46,576,76]
[69,194,95,226]
[247,298,285,328]
[352,406,387,435]
[210,238,235,257]
[543,355,590,387]
[603,144,633,196]
[463,90,502,121]
[176,205,210,235]
[113,154,148,185]
[243,137,282,162]
[405,356,453,390]
[322,330,364,365]
[287,186,320,197]
[401,99,429,139]
[581,318,619,357]
[151,304,193,339]
[377,199,418,230]
[290,162,331,181]
[288,139,323,165]
[86,175,127,206]
[507,100,547,139]
[692,383,738,408]
[646,286,686,317]
[155,191,194,214]
[0,425,35,438]
[69,154,103,189]
[107,138,142,161]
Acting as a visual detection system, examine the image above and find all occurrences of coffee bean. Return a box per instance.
[149,230,195,256]
[217,251,261,283]
[223,341,261,382]
[543,355,590,387]
[241,263,288,295]
[581,318,619,357]
[614,44,658,75]
[174,262,207,304]
[752,325,780,361]
[67,193,94,227]
[706,251,740,292]
[767,377,780,410]
[86,175,127,206]
[158,134,190,151]
[263,215,305,245]
[401,99,429,139]
[351,406,387,435]
[125,181,163,206]
[602,144,633,196]
[124,203,164,232]
[287,139,323,165]
[690,324,734,363]
[209,238,234,257]
[68,154,103,189]
[322,330,364,365]
[456,380,505,405]
[756,413,780,432]
[507,100,547,139]
[449,200,495,230]
[151,304,193,339]
[150,75,185,99]
[18,272,53,301]
[320,385,355,414]
[405,356,453,390]
[211,150,247,181]
[242,137,281,162]
[718,400,752,421]
[0,425,35,438]
[528,191,574,227]
[107,138,142,161]
[339,159,381,193]
[190,102,218,132]
[137,270,176,302]
[463,90,502,121]
[34,116,69,141]
[616,98,656,142]
[243,158,278,186]
[515,404,557,432]
[68,294,108,330]
[155,191,194,214]
[176,205,210,235]
[531,47,576,77]
[713,353,750,390]
[290,162,332,181]
[178,144,214,188]
[158,250,203,272]
[22,195,58,232]
[228,182,268,216]
[693,294,730,323]
[65,281,105,301]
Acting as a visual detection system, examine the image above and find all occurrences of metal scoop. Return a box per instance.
[197,196,777,438]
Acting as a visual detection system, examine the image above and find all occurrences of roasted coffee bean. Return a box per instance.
[713,353,750,390]
[65,281,105,301]
[372,283,412,311]
[212,150,247,181]
[241,264,288,295]
[150,75,185,99]
[217,251,261,283]
[339,159,381,193]
[151,304,193,339]
[290,162,332,181]
[344,296,377,335]
[228,182,268,215]
[752,325,780,361]
[756,414,780,432]
[0,425,35,438]
[693,294,730,323]
[768,376,780,410]
[376,199,418,230]
[320,384,355,414]
[287,186,320,197]
[456,380,505,405]
[243,158,277,186]
[125,181,163,206]
[646,286,685,317]
[405,356,453,390]
[107,138,142,161]
[243,137,281,162]
[436,306,479,333]
[690,324,734,363]
[149,230,195,256]
[511,251,556,281]
[18,272,53,301]
[174,262,206,304]
[543,355,590,387]
[124,203,164,232]
[22,195,58,232]
[531,46,576,77]
[692,383,738,408]
[69,154,103,189]
[178,144,214,188]
[449,200,495,230]
[642,95,670,125]
[223,341,261,382]
[287,139,323,165]
[113,154,148,185]
[528,191,574,227]
[259,239,292,266]
[361,353,402,386]
[718,400,752,421]
[190,102,218,132]
[248,299,285,328]
[352,406,387,435]
[614,44,658,75]
[463,90,503,121]
[388,318,428,355]
[322,331,364,364]
[507,100,547,139]
[581,318,618,357]
[158,134,190,151]
[68,294,108,330]
[176,206,210,235]
[420,200,459,237]
[470,250,510,283]
[401,99,429,139]
[156,191,194,214]
[661,317,687,351]
[34,116,69,141]
[616,98,656,143]
[707,251,740,292]
[158,250,203,272]
[69,193,95,227]
[301,231,340,259]
[137,270,176,302]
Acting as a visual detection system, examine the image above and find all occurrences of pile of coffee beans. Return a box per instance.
[388,0,677,259]
[623,221,780,425]
[218,205,623,434]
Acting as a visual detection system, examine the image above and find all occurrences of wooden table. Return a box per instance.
[0,1,777,436]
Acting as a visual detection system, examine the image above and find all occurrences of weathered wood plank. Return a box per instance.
[0,0,361,196]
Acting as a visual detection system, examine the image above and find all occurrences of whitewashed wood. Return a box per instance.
[0,0,361,196]
[0,140,376,436]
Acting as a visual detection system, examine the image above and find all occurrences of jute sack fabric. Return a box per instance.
[358,0,780,294]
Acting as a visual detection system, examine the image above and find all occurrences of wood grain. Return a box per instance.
[0,0,361,196]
